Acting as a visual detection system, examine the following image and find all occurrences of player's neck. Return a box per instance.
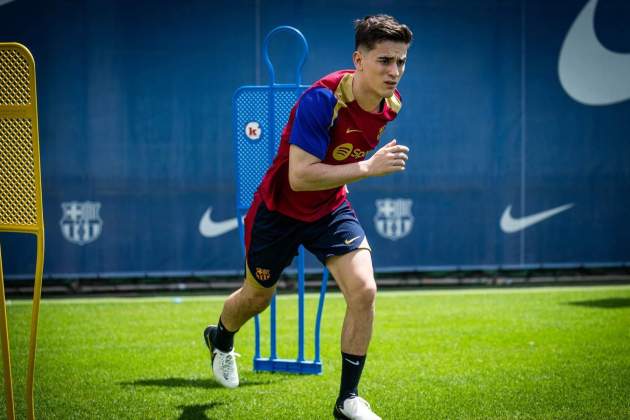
[352,74,383,113]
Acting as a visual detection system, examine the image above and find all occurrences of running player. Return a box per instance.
[204,14,412,420]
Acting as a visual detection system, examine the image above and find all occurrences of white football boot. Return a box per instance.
[334,396,382,420]
[203,325,240,388]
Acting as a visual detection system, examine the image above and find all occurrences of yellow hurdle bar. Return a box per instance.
[0,42,45,420]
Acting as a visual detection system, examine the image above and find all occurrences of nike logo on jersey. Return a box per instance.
[500,204,574,233]
[346,128,362,134]
[199,207,241,238]
[344,236,362,245]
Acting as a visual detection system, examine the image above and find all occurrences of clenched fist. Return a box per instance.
[365,139,409,177]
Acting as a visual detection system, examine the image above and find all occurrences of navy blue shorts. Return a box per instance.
[244,197,370,288]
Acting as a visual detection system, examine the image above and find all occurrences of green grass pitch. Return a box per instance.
[1,285,629,419]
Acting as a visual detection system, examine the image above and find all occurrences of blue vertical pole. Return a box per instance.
[314,268,328,363]
[297,246,305,362]
[254,314,261,360]
[270,293,277,360]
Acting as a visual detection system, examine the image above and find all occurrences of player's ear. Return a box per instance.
[352,50,363,71]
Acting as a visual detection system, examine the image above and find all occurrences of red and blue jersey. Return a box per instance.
[256,70,403,222]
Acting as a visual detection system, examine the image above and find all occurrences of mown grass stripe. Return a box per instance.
[6,284,629,306]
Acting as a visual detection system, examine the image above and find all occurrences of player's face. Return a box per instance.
[355,41,408,99]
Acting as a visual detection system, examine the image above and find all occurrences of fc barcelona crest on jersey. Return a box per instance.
[374,198,414,241]
[60,201,103,245]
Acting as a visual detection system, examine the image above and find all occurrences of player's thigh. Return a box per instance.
[326,248,376,305]
[303,200,372,270]
[245,196,301,288]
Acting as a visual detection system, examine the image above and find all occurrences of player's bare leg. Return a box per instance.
[327,248,381,420]
[220,280,276,332]
[204,279,275,388]
[327,249,376,355]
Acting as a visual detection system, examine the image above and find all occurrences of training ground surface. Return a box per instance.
[2,285,629,419]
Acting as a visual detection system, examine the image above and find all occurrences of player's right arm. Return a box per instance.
[289,140,408,192]
[287,87,409,192]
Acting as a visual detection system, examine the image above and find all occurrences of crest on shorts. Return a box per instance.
[374,198,414,241]
[60,201,103,245]
[255,267,271,281]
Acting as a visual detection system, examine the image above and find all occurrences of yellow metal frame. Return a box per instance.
[0,42,45,420]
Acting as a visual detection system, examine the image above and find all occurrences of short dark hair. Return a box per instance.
[354,15,413,51]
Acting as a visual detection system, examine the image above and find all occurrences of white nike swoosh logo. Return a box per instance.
[198,207,240,238]
[346,128,362,134]
[344,236,361,245]
[344,358,360,366]
[500,204,574,233]
[559,0,630,105]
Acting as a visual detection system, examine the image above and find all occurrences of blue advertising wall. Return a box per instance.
[1,0,629,279]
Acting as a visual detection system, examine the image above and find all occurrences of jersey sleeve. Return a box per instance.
[289,87,337,160]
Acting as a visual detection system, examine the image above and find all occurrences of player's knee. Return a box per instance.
[347,281,377,312]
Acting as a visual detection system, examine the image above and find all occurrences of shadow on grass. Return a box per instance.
[122,374,305,418]
[120,373,300,389]
[177,402,223,420]
[567,297,630,309]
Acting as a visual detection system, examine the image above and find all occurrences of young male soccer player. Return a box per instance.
[204,15,412,420]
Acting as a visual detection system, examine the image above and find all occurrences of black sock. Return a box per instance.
[212,317,237,352]
[338,352,366,403]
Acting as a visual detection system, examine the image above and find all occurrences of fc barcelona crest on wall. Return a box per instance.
[60,201,103,246]
[374,198,414,241]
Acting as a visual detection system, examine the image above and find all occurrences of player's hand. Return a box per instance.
[365,139,409,177]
